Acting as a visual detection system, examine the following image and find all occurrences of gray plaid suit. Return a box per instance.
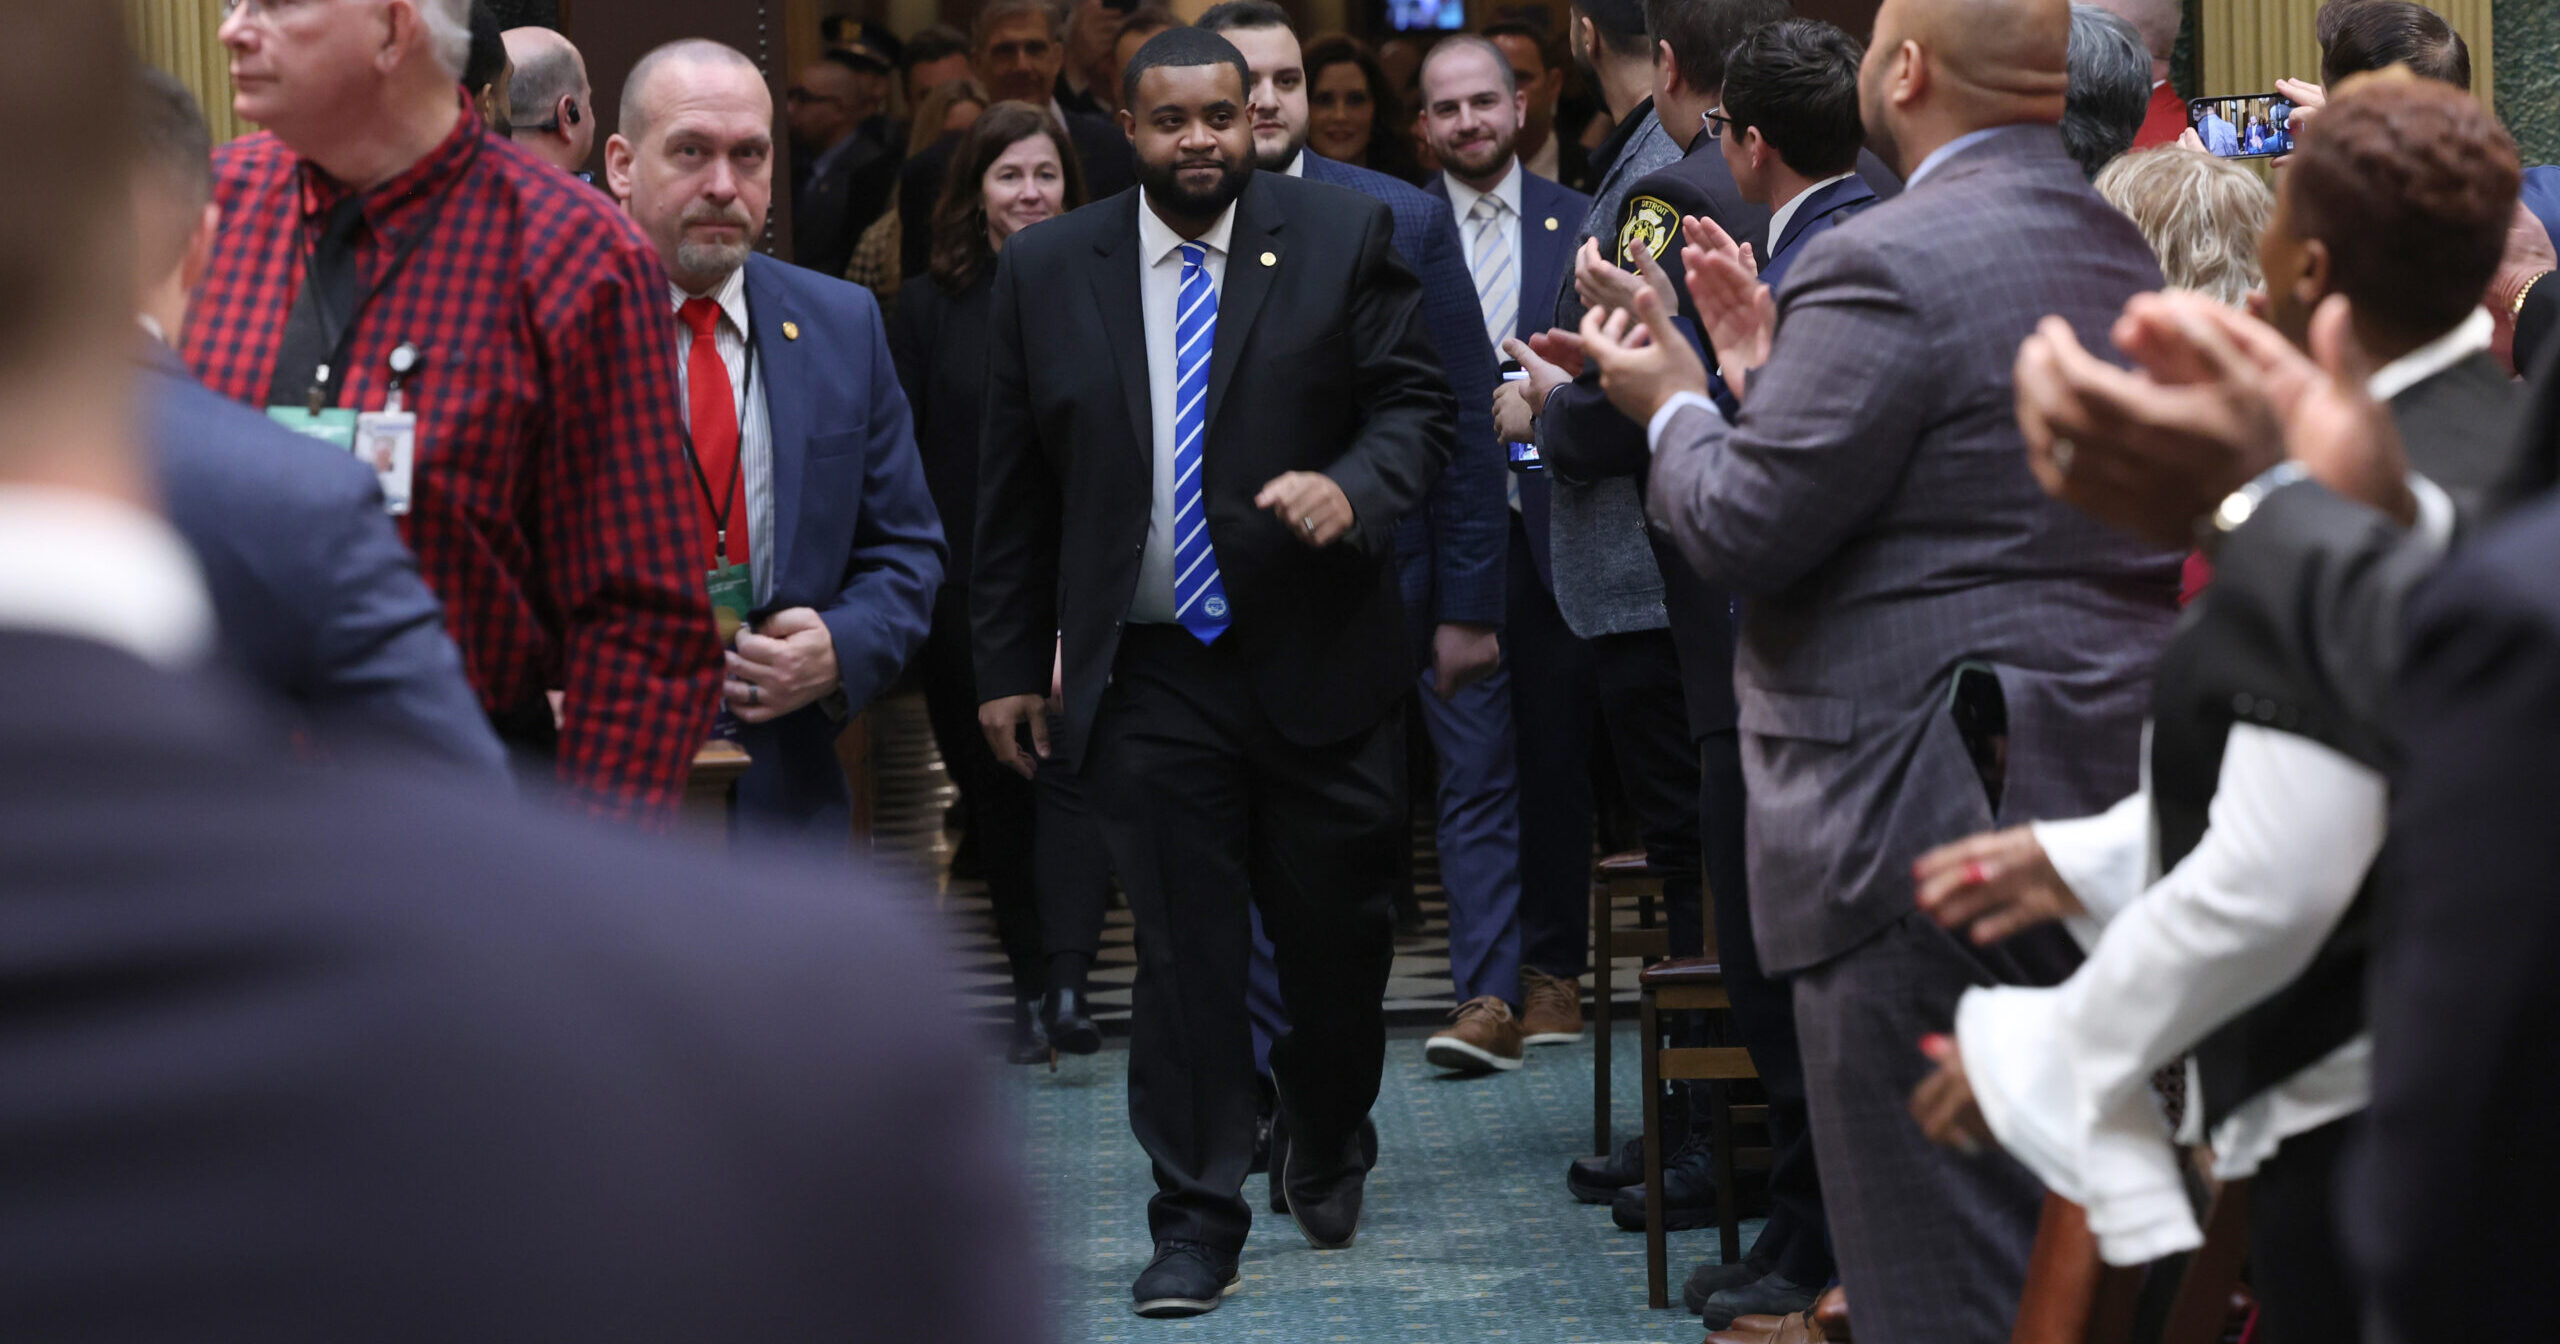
[1646,124,2181,1343]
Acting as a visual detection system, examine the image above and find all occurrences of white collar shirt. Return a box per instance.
[2366,307,2494,402]
[1764,171,1856,257]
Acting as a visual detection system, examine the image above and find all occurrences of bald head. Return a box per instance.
[503,27,593,172]
[1862,0,2068,175]
[621,39,768,145]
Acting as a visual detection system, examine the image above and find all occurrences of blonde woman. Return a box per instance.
[2094,146,2274,308]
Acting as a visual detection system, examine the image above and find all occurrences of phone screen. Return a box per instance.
[2187,94,2296,160]
[1502,364,1543,473]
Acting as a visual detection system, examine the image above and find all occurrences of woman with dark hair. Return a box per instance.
[1303,34,1423,182]
[889,102,1113,1065]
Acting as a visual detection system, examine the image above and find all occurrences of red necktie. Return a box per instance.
[679,297,749,569]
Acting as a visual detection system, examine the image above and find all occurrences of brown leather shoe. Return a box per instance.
[1812,1286,1850,1340]
[1423,996,1524,1074]
[1706,1314,1788,1344]
[1707,1288,1849,1344]
[1518,968,1584,1045]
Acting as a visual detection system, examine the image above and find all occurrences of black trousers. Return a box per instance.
[2249,1114,2363,1344]
[1700,729,1832,1286]
[1587,628,1704,960]
[1507,520,1601,980]
[919,598,1112,996]
[1088,625,1402,1254]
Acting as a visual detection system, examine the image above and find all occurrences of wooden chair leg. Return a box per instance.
[1592,876,1612,1157]
[1642,989,1668,1309]
[1711,1076,1740,1267]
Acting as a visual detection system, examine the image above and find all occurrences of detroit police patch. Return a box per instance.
[1617,195,1677,268]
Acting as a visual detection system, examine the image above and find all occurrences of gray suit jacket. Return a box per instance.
[1647,125,2182,973]
[1540,110,1683,640]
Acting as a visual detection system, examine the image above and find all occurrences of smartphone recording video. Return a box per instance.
[2187,94,2296,160]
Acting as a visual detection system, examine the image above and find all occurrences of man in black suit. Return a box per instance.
[787,47,902,278]
[131,64,504,777]
[1,9,1037,1341]
[974,27,1454,1319]
[896,0,1140,277]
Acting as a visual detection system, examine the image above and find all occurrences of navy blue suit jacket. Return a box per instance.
[1303,152,1506,644]
[143,343,505,776]
[733,255,946,847]
[1425,166,1593,596]
[0,630,1036,1343]
[1757,173,1879,295]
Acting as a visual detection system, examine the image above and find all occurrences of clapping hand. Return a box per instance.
[1579,285,1709,426]
[1573,235,1676,318]
[1681,213,1773,400]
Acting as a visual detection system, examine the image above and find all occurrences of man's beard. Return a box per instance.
[674,203,756,286]
[1249,120,1305,173]
[1440,129,1514,180]
[1140,150,1253,219]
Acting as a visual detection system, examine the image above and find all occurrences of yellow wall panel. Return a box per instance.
[127,0,255,143]
[2201,0,2492,115]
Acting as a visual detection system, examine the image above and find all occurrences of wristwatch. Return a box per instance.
[2196,461,2309,556]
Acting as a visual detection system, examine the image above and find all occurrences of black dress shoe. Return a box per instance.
[1683,1255,1772,1315]
[1006,997,1050,1066]
[1609,1134,1718,1231]
[1268,1111,1379,1214]
[1567,1136,1646,1204]
[1281,1129,1366,1249]
[1041,987,1102,1055]
[1701,1271,1820,1329]
[1131,1241,1240,1318]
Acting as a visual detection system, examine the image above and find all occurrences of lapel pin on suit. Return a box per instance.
[782,321,801,341]
[1259,251,1277,267]
[1544,217,1559,231]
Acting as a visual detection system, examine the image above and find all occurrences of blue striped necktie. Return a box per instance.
[1172,242,1230,644]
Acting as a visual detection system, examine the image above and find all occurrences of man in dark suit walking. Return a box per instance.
[1418,33,1602,1058]
[2,9,1037,1340]
[974,28,1454,1318]
[1584,0,2179,1335]
[787,47,903,279]
[129,66,503,777]
[1196,2,1512,1077]
[609,40,947,850]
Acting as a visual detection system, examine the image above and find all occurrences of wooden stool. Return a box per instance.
[682,739,751,842]
[1638,956,1766,1308]
[1592,849,1672,1155]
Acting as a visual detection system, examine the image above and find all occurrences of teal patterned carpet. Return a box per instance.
[1007,1026,1760,1343]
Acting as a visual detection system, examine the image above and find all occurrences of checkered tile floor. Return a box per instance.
[866,692,1661,1033]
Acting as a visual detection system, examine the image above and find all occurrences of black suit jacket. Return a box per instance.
[2348,477,2560,1344]
[973,175,1456,767]
[793,133,901,280]
[0,631,1036,1343]
[898,113,1139,277]
[888,271,995,588]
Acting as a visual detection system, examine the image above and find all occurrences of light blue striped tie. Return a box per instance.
[1172,242,1230,644]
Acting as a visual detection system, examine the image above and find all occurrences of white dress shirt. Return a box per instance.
[1960,460,2460,1268]
[0,486,213,668]
[2366,306,2493,402]
[1128,198,1237,624]
[669,266,779,604]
